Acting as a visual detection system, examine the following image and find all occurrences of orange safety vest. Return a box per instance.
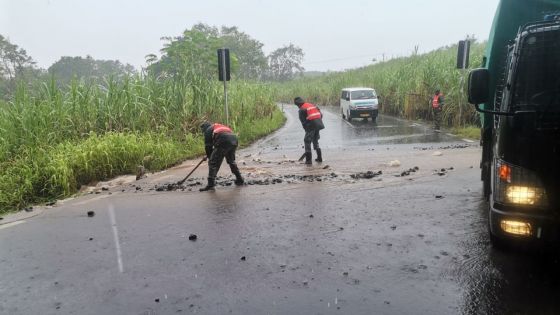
[301,103,321,121]
[212,123,232,136]
[432,94,443,109]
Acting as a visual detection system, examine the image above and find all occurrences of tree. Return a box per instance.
[267,44,305,81]
[0,34,40,98]
[146,24,228,80]
[146,23,273,81]
[220,26,268,80]
[193,23,220,38]
[146,24,306,82]
[0,35,36,80]
[48,56,136,85]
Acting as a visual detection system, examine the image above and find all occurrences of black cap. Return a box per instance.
[294,97,304,106]
[435,89,440,94]
[200,121,212,132]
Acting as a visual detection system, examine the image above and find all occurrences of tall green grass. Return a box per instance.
[276,42,485,127]
[0,75,284,213]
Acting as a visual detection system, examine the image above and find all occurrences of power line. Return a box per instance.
[305,54,382,65]
[304,51,403,65]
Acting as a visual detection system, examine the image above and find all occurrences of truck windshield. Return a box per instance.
[513,27,560,110]
[351,90,376,100]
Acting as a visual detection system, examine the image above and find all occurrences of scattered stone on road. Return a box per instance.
[188,234,197,241]
[388,160,401,167]
[350,170,382,179]
[87,211,95,217]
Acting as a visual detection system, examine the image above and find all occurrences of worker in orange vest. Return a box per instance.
[199,121,244,191]
[294,97,325,165]
[431,89,445,130]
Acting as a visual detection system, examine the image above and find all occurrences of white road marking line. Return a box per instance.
[342,119,355,128]
[0,220,25,230]
[74,194,111,206]
[462,138,475,143]
[108,204,124,273]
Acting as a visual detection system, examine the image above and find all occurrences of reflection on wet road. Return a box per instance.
[454,199,560,315]
[260,105,457,154]
[321,106,457,146]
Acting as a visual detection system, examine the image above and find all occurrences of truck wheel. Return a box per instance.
[371,116,377,123]
[341,109,345,119]
[347,110,352,122]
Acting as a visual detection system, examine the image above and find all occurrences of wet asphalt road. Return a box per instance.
[1,105,560,315]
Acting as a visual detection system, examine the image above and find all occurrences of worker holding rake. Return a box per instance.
[199,121,244,191]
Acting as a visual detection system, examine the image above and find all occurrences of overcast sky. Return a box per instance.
[1,0,499,72]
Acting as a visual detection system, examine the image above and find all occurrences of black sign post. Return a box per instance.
[457,40,470,69]
[456,40,471,124]
[218,48,231,125]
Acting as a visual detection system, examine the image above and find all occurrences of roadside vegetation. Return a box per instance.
[451,125,481,140]
[0,76,283,213]
[0,24,296,213]
[275,41,486,133]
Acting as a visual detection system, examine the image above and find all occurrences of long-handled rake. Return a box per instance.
[176,157,207,185]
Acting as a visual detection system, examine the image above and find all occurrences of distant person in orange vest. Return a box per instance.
[199,121,244,191]
[294,97,325,165]
[431,89,445,130]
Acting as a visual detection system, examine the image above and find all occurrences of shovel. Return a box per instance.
[177,157,207,185]
[297,152,306,162]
